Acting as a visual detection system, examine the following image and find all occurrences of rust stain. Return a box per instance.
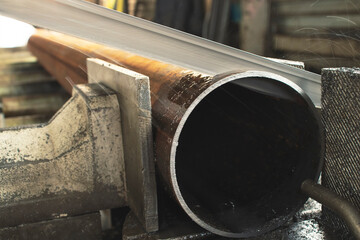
[27,29,216,202]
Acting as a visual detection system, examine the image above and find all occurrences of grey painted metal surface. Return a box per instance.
[0,83,126,227]
[0,0,321,106]
[87,58,158,232]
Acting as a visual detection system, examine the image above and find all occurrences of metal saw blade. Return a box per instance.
[0,0,321,106]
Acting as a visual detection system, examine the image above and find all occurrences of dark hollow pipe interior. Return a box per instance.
[175,77,322,237]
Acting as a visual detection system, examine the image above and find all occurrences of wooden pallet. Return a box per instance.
[0,47,69,127]
[271,0,360,72]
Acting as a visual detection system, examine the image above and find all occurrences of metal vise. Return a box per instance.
[0,59,158,238]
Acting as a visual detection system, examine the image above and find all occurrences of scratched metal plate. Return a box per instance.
[87,58,158,232]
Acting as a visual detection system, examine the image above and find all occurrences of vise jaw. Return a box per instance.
[0,59,158,234]
[0,83,124,227]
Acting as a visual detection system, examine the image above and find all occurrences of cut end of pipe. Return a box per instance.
[170,72,322,238]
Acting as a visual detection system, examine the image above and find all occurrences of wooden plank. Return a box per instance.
[277,14,360,32]
[0,60,40,73]
[274,0,360,16]
[2,93,69,117]
[0,56,37,66]
[0,51,33,61]
[0,70,55,86]
[0,81,62,97]
[274,35,360,58]
[0,47,27,54]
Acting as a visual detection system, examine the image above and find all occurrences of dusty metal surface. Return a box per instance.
[87,58,158,232]
[0,212,102,240]
[0,83,126,227]
[321,67,360,239]
[0,0,321,107]
[27,31,322,238]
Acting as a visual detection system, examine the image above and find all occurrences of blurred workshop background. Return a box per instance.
[1,0,359,73]
[95,0,360,73]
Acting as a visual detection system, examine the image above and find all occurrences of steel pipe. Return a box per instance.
[27,30,322,238]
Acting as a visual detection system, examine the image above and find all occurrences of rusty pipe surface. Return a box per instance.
[27,30,323,238]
